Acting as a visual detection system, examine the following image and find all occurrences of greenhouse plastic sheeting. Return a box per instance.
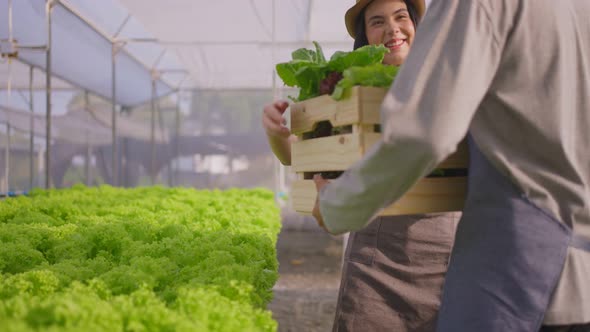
[74,104,169,143]
[0,0,174,107]
[0,105,111,144]
[0,59,73,91]
[117,0,434,89]
[0,104,169,144]
[118,0,353,89]
[60,0,188,88]
[0,89,81,118]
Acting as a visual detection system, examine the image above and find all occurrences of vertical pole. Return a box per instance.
[155,96,168,186]
[6,124,10,192]
[111,43,118,186]
[6,0,13,193]
[3,124,9,193]
[119,107,126,187]
[271,0,277,194]
[148,52,166,186]
[174,92,181,187]
[150,79,156,185]
[271,0,285,205]
[121,135,126,187]
[38,148,43,187]
[84,91,91,186]
[8,0,13,41]
[5,55,13,193]
[29,66,35,189]
[45,0,53,189]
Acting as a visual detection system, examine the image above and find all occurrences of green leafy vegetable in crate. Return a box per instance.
[276,41,398,101]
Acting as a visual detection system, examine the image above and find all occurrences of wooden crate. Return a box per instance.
[289,86,468,216]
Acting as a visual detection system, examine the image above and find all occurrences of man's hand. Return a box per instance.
[312,174,330,233]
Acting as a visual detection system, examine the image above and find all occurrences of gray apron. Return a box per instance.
[332,212,459,332]
[436,136,590,331]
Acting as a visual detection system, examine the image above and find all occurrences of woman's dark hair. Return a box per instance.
[353,0,419,50]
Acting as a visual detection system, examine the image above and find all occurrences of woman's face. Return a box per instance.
[364,0,415,66]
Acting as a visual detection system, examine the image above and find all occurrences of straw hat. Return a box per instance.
[345,0,426,38]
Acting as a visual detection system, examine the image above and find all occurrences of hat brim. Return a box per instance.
[345,0,425,38]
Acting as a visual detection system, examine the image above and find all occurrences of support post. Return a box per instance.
[174,92,181,187]
[29,66,35,189]
[84,91,91,186]
[111,43,118,186]
[45,0,54,189]
[119,107,127,187]
[3,124,10,193]
[270,0,286,205]
[150,79,156,185]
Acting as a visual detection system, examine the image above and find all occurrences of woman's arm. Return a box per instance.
[266,133,297,166]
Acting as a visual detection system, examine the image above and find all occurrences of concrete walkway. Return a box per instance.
[268,209,345,332]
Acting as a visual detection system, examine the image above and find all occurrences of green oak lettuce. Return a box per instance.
[0,185,281,331]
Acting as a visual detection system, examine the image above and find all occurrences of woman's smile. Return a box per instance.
[384,38,407,51]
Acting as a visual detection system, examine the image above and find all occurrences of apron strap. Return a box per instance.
[570,234,590,252]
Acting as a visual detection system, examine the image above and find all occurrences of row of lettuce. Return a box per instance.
[0,184,281,331]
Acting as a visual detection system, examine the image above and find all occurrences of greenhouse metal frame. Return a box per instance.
[0,0,187,192]
[1,0,378,198]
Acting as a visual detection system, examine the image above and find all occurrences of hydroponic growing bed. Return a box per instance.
[0,185,281,331]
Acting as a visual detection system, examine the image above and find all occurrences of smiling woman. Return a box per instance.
[348,0,419,65]
[364,1,416,65]
[325,3,460,332]
[262,1,460,331]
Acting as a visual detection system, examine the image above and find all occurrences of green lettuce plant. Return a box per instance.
[276,41,398,101]
[0,185,281,331]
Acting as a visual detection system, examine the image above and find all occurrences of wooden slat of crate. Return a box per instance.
[290,86,386,135]
[291,177,467,216]
[292,132,381,172]
[293,133,469,173]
